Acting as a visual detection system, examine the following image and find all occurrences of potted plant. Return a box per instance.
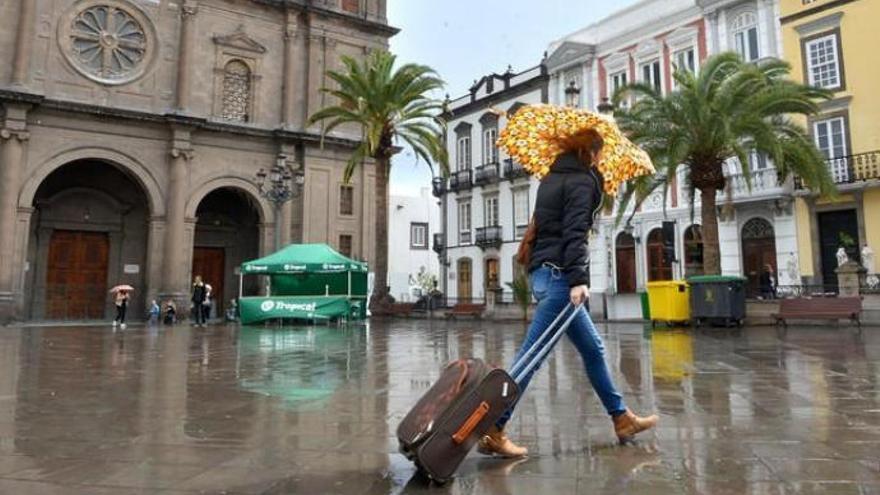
[506,274,531,322]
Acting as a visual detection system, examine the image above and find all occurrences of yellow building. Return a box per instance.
[782,0,880,288]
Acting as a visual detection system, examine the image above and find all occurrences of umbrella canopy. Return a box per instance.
[497,104,655,196]
[109,285,134,293]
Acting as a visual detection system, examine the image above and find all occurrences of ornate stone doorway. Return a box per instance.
[26,159,151,320]
[741,217,777,298]
[192,188,261,316]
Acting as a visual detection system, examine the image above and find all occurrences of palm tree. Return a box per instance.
[309,50,448,313]
[613,53,835,275]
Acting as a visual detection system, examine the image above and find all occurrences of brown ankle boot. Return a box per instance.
[613,409,658,444]
[477,426,528,458]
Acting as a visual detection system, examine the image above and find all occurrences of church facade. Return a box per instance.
[0,0,395,321]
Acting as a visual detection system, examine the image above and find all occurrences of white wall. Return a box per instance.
[388,188,441,302]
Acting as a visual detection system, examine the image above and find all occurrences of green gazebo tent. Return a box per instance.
[238,244,368,324]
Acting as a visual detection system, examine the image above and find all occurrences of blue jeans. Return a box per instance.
[497,266,626,427]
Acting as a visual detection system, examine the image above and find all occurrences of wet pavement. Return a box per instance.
[0,320,878,494]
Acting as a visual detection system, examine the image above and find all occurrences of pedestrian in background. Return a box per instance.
[203,283,213,324]
[113,290,129,330]
[760,264,776,300]
[148,299,160,325]
[191,276,207,327]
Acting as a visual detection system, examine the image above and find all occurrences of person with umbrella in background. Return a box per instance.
[191,276,207,327]
[109,285,133,330]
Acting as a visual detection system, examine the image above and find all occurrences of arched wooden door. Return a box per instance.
[741,218,777,297]
[457,258,472,302]
[647,229,672,281]
[615,232,637,293]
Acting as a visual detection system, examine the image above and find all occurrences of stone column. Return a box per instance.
[175,1,199,112]
[162,143,193,302]
[10,0,36,87]
[306,32,326,131]
[0,108,30,319]
[836,261,864,298]
[281,12,305,129]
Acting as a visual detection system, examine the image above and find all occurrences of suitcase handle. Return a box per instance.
[451,401,490,444]
[509,303,581,384]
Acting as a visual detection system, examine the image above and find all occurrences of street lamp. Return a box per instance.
[431,175,446,198]
[597,97,615,116]
[256,154,305,250]
[564,80,581,108]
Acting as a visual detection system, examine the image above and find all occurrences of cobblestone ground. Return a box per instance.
[0,319,879,494]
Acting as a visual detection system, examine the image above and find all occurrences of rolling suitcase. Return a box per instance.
[397,303,581,483]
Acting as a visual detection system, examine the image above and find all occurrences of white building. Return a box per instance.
[388,188,441,302]
[438,65,549,303]
[542,0,793,319]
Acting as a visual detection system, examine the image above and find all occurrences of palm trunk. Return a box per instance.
[369,155,391,313]
[700,187,721,275]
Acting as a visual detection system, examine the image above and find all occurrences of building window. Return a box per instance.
[484,196,499,227]
[749,151,769,170]
[814,117,847,158]
[640,60,662,93]
[732,12,760,62]
[341,0,359,14]
[615,232,637,293]
[673,47,696,75]
[647,228,673,281]
[814,116,849,183]
[459,201,472,245]
[609,70,628,95]
[410,223,428,250]
[339,185,354,216]
[683,225,704,277]
[805,33,843,90]
[512,189,529,239]
[457,136,471,171]
[221,60,252,122]
[482,127,498,165]
[338,234,353,257]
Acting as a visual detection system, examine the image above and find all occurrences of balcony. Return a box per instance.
[449,169,473,192]
[796,151,880,189]
[474,163,500,186]
[504,158,528,180]
[475,226,503,250]
[459,230,472,245]
[433,233,445,254]
[719,167,785,201]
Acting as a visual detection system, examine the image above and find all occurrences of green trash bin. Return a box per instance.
[639,291,650,321]
[687,275,747,327]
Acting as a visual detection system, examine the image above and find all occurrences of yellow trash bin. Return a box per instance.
[646,281,690,324]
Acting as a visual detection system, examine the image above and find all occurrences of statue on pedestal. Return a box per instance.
[863,245,879,290]
[836,247,849,267]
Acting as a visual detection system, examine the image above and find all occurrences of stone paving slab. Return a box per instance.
[0,321,879,494]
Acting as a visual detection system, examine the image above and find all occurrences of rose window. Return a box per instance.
[64,4,151,85]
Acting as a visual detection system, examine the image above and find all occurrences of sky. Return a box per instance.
[386,0,640,196]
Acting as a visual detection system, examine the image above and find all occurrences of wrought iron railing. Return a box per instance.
[459,230,472,245]
[796,150,880,189]
[503,158,528,180]
[475,226,503,249]
[474,163,500,186]
[449,169,473,192]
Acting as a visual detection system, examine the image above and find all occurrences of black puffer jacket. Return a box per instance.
[528,152,603,287]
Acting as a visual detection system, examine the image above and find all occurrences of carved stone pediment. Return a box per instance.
[213,26,267,54]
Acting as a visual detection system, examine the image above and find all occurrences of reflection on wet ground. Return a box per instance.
[0,321,879,494]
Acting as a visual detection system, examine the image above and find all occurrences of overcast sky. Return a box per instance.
[386,0,640,196]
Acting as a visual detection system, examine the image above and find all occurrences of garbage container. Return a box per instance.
[639,291,650,321]
[687,275,746,327]
[646,281,690,325]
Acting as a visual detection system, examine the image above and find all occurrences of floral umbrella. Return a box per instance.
[497,104,655,196]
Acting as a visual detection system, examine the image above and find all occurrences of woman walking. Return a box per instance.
[482,108,659,458]
[191,276,207,327]
[113,289,129,329]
